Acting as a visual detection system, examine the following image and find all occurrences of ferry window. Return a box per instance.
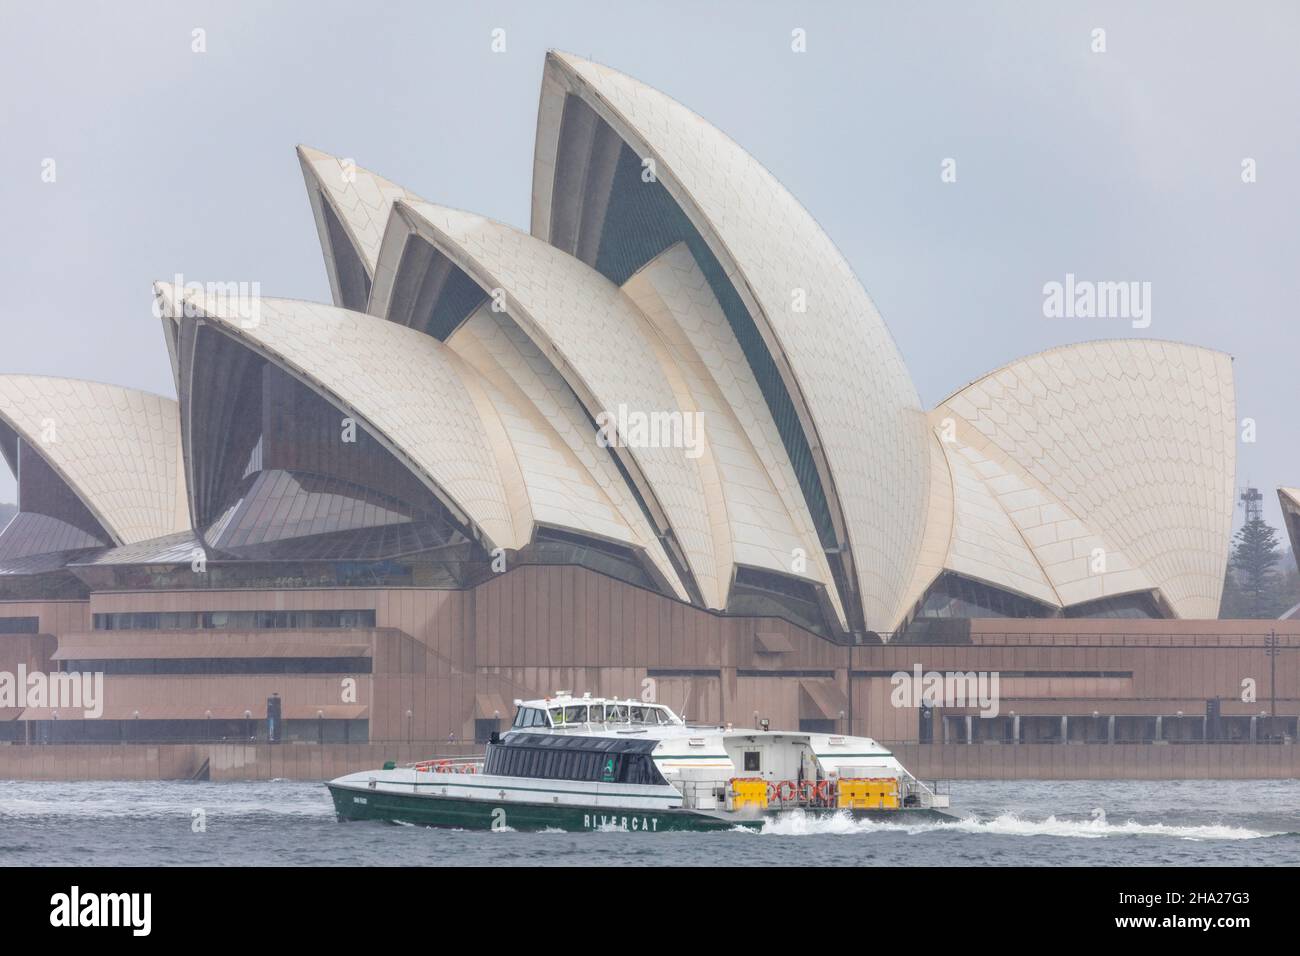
[563,705,587,723]
[512,709,526,728]
[588,704,604,722]
[549,707,565,725]
[606,704,627,722]
[629,706,648,723]
[743,751,760,772]
[618,755,663,786]
[526,708,546,727]
[653,708,673,725]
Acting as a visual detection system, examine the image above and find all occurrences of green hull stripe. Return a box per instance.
[815,753,893,758]
[327,785,952,833]
[653,755,729,760]
[344,778,680,801]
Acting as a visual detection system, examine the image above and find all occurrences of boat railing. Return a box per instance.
[409,757,486,774]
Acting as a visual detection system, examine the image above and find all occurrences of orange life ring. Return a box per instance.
[766,781,779,802]
[799,779,817,803]
[776,780,797,803]
[815,779,834,803]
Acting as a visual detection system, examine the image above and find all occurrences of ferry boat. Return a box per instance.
[327,693,952,832]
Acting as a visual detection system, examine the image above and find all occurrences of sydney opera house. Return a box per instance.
[1,53,1295,779]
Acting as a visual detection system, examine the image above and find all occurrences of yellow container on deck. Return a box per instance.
[837,777,899,810]
[727,777,769,810]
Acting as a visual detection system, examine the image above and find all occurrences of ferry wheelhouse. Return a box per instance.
[327,693,951,832]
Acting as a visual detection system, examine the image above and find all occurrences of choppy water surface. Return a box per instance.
[1,779,1296,866]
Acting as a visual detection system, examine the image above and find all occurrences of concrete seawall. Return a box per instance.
[892,743,1300,780]
[1,742,1297,782]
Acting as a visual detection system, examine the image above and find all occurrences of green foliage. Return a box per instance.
[1220,517,1297,618]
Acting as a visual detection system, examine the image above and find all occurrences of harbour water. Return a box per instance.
[3,778,1297,866]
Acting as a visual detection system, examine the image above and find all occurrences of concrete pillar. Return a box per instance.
[964,714,973,745]
[1107,715,1115,744]
[1154,715,1163,743]
[943,715,950,746]
[1249,715,1257,743]
[1012,714,1021,744]
[1060,714,1068,744]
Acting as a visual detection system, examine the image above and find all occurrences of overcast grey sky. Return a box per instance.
[1,0,1297,529]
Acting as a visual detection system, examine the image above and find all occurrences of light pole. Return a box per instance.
[1265,631,1280,728]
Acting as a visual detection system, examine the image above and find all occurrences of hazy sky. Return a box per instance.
[1,1,1297,530]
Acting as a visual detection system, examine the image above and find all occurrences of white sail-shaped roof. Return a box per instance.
[1276,488,1300,578]
[0,375,188,545]
[531,51,932,631]
[371,199,728,608]
[446,304,688,600]
[919,340,1235,620]
[156,284,686,597]
[621,243,846,626]
[158,283,521,550]
[297,144,419,309]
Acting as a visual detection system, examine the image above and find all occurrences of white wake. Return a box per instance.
[750,807,1273,841]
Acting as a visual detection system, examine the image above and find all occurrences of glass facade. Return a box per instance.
[528,526,660,592]
[1064,592,1162,619]
[726,565,839,639]
[916,572,1057,620]
[387,236,488,340]
[69,554,479,593]
[0,439,113,563]
[186,328,482,569]
[321,196,371,312]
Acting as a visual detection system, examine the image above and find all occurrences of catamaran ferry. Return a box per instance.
[327,693,952,832]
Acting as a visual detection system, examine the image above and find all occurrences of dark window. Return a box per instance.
[93,609,375,631]
[916,572,1057,620]
[799,719,836,734]
[482,738,664,785]
[1064,592,1164,619]
[0,616,39,634]
[62,657,371,676]
[743,751,761,772]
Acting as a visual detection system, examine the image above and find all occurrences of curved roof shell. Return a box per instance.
[156,284,686,597]
[371,198,728,608]
[621,243,846,626]
[919,340,1235,621]
[0,375,188,547]
[297,145,418,311]
[530,51,931,631]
